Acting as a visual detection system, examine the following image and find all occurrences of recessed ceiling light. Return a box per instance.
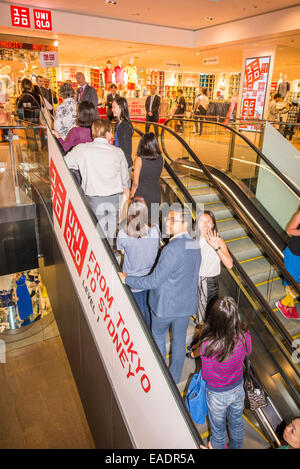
[104,0,117,5]
[204,16,214,21]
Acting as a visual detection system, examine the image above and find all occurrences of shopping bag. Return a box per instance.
[185,370,207,424]
[243,355,268,411]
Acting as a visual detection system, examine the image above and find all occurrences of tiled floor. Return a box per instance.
[0,336,95,449]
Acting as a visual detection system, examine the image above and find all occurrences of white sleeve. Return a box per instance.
[64,145,82,170]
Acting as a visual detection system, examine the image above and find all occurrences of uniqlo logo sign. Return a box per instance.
[50,159,66,228]
[242,98,256,118]
[10,5,30,28]
[64,201,89,276]
[33,9,52,30]
[245,59,261,86]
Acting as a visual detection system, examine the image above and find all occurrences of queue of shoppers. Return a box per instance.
[15,74,300,451]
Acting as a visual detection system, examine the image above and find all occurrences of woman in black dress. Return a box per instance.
[112,96,133,172]
[130,132,163,219]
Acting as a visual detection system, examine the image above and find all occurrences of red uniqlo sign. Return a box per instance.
[64,201,89,276]
[50,159,67,228]
[245,58,261,87]
[10,5,30,28]
[33,9,52,30]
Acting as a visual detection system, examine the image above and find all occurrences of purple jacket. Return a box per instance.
[58,126,92,152]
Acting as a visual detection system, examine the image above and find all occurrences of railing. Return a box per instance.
[132,119,300,440]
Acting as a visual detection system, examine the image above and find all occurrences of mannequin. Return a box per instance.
[114,59,125,89]
[103,60,113,90]
[125,57,137,98]
[218,74,226,100]
[277,73,290,100]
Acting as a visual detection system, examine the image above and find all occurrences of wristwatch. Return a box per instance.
[215,247,221,252]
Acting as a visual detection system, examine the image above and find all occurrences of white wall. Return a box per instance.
[0,2,300,49]
[194,6,300,48]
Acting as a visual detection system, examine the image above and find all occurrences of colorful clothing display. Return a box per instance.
[114,65,125,84]
[126,65,137,84]
[16,274,33,321]
[103,67,113,84]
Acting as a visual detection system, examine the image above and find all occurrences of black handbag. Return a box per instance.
[244,350,268,411]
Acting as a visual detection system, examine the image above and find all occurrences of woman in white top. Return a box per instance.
[187,210,233,359]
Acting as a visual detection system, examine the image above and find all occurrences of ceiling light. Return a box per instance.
[104,0,117,4]
[204,16,214,21]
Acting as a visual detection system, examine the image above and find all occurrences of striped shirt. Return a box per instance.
[200,332,251,392]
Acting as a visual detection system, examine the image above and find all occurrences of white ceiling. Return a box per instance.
[44,30,300,80]
[1,26,300,79]
[1,0,299,30]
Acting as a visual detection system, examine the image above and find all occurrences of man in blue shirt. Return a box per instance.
[119,209,201,384]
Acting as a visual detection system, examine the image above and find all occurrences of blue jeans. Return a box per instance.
[151,315,190,384]
[133,290,151,328]
[206,381,245,449]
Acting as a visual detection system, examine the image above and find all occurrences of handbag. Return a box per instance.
[185,370,207,424]
[244,351,268,411]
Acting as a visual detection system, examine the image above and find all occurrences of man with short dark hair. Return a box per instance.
[106,83,120,121]
[174,89,186,133]
[145,85,161,137]
[119,209,201,384]
[64,119,129,246]
[41,77,58,115]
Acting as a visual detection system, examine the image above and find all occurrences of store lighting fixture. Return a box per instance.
[104,0,117,4]
[54,40,58,47]
[204,16,214,21]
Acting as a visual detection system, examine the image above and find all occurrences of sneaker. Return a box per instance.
[276,301,300,320]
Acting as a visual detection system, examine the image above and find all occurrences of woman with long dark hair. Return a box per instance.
[52,100,95,152]
[199,296,251,449]
[112,96,133,171]
[187,210,232,359]
[130,132,163,218]
[117,197,161,327]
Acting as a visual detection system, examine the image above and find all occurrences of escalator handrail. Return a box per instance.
[131,120,300,353]
[164,117,300,200]
[26,114,204,448]
[158,119,300,300]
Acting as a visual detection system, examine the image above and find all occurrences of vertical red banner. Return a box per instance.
[245,58,261,87]
[10,5,31,28]
[50,159,67,228]
[63,201,89,276]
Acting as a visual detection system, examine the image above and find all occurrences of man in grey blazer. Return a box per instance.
[75,72,98,116]
[119,209,201,384]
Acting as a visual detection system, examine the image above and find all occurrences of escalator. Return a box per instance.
[159,118,300,342]
[2,110,299,449]
[131,119,300,446]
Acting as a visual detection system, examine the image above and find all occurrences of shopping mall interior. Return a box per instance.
[0,0,300,451]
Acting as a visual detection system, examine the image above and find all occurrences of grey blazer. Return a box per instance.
[78,84,98,113]
[126,233,201,318]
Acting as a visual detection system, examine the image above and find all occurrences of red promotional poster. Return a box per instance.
[50,158,66,228]
[10,5,30,28]
[240,56,271,131]
[33,9,52,30]
[245,58,260,87]
[64,200,89,276]
[242,98,256,118]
